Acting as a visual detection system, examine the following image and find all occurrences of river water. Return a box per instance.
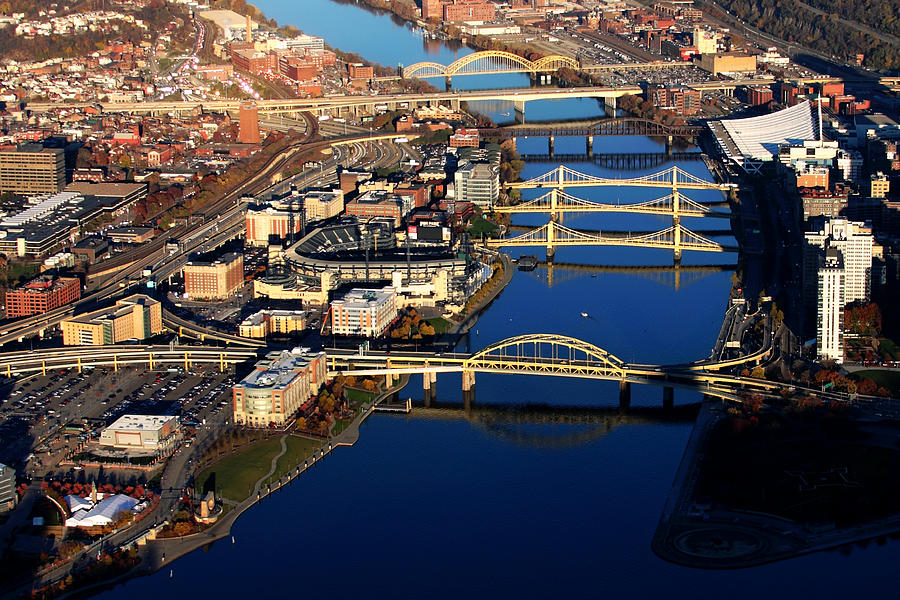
[92,1,900,597]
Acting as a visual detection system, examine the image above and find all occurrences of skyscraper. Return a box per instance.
[803,218,872,308]
[238,100,261,145]
[817,247,845,363]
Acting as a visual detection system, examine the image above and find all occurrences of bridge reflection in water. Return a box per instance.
[519,261,736,290]
[399,400,700,449]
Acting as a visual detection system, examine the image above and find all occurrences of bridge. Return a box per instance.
[0,345,260,377]
[509,165,733,191]
[500,166,735,260]
[494,188,730,219]
[518,151,703,170]
[26,86,639,120]
[481,118,703,145]
[403,51,578,81]
[488,221,736,256]
[327,333,780,409]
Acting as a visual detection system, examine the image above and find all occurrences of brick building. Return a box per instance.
[183,252,244,300]
[6,275,81,317]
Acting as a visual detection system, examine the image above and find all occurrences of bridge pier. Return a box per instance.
[445,76,453,92]
[462,369,475,412]
[618,380,631,411]
[665,135,673,155]
[514,100,526,124]
[604,95,617,118]
[663,386,674,410]
[586,135,593,157]
[548,135,554,157]
[462,369,475,392]
[423,371,436,407]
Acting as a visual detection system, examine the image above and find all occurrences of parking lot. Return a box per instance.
[0,366,236,479]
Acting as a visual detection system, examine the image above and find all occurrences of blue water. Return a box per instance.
[89,2,900,596]
[256,0,608,123]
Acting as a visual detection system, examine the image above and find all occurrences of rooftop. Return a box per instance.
[238,348,320,391]
[105,414,175,432]
[710,101,817,168]
[67,294,157,325]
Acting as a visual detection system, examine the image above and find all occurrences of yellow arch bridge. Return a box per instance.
[328,333,780,407]
[403,51,579,79]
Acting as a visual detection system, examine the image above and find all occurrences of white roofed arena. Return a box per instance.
[708,101,819,173]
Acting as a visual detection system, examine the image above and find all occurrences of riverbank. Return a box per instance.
[29,376,411,600]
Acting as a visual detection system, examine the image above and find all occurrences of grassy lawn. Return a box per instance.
[345,388,378,405]
[264,435,322,486]
[468,217,499,238]
[332,418,352,436]
[5,262,40,285]
[427,317,454,335]
[196,437,283,502]
[852,370,900,396]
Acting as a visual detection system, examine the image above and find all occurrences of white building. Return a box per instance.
[98,415,177,451]
[301,189,344,222]
[817,247,845,363]
[834,148,864,183]
[0,462,15,512]
[804,218,872,308]
[454,162,499,207]
[64,493,139,528]
[330,286,398,337]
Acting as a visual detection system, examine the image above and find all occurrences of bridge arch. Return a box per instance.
[464,333,626,378]
[403,51,578,79]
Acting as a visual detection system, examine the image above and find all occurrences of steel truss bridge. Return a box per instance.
[498,166,736,259]
[0,345,260,377]
[518,151,702,170]
[403,51,579,79]
[481,118,703,140]
[488,221,736,254]
[509,165,734,191]
[495,188,730,218]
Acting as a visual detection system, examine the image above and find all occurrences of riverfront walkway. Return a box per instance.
[117,376,410,583]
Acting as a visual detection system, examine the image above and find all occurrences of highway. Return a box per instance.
[26,86,641,115]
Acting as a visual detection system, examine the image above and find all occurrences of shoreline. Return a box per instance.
[30,376,412,600]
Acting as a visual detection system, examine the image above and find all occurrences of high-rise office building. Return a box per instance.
[0,146,65,195]
[238,101,261,145]
[803,218,872,308]
[817,247,845,363]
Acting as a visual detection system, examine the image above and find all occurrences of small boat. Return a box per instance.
[231,536,235,544]
[169,570,174,579]
[581,312,590,319]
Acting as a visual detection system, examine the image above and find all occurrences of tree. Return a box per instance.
[857,378,878,395]
[173,521,192,536]
[750,366,766,379]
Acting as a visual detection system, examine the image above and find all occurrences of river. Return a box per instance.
[92,1,900,597]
